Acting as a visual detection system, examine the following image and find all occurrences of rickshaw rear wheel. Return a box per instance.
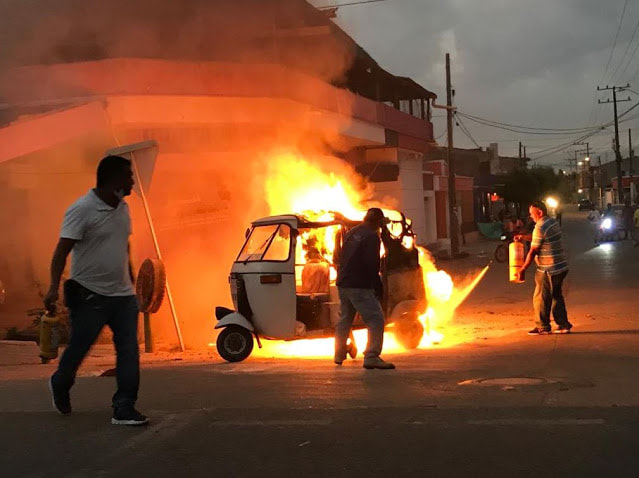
[217,325,254,362]
[393,315,424,349]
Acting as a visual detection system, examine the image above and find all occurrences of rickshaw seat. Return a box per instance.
[296,293,330,302]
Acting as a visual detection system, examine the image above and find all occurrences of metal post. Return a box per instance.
[143,312,153,353]
[130,153,185,352]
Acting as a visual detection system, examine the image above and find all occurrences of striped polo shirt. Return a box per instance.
[531,215,568,275]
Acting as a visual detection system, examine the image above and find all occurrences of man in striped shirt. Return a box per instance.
[515,200,572,335]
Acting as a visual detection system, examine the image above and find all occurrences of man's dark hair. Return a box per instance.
[96,155,131,187]
[364,207,387,225]
[530,200,547,215]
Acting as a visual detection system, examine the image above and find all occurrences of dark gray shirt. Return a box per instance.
[336,224,381,289]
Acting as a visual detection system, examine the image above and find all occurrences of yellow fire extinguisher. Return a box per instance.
[39,311,62,364]
[509,240,525,283]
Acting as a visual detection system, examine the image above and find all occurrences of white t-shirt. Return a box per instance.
[60,189,134,296]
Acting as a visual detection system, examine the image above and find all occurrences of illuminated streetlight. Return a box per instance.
[578,188,583,193]
[585,156,590,162]
[578,161,584,166]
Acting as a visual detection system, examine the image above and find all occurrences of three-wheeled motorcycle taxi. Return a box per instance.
[214,211,427,362]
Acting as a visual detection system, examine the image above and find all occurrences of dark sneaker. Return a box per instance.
[48,376,71,415]
[528,327,551,335]
[111,407,149,426]
[363,357,396,370]
[554,327,572,334]
[334,356,345,365]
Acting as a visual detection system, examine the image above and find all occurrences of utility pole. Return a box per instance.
[598,156,603,209]
[445,53,459,256]
[629,128,634,179]
[519,141,522,159]
[598,84,631,202]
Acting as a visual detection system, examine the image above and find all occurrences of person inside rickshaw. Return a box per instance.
[300,241,330,295]
[295,234,333,332]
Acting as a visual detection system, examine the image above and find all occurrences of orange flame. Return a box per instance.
[231,151,486,359]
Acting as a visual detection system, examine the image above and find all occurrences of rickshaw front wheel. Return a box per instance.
[217,325,254,362]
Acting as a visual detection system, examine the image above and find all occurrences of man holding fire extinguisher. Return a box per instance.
[514,200,572,335]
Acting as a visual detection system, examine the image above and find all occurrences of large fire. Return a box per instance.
[233,151,487,359]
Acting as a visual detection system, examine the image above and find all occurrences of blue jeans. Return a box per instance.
[335,287,385,360]
[52,281,140,409]
[533,270,571,330]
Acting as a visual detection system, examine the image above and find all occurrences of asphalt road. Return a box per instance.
[1,207,639,478]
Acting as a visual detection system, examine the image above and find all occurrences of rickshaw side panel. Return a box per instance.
[242,273,298,340]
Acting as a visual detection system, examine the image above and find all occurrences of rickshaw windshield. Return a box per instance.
[236,224,292,262]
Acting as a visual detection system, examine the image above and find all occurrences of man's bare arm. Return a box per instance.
[516,245,539,281]
[44,238,76,313]
[128,242,136,285]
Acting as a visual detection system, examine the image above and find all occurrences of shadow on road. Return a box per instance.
[569,329,639,335]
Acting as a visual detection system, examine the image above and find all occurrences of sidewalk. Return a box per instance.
[0,340,219,381]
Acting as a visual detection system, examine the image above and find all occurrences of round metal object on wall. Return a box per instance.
[136,259,166,314]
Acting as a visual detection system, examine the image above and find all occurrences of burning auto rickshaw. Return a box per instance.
[214,211,427,362]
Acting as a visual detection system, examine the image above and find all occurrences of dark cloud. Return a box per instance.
[314,0,638,164]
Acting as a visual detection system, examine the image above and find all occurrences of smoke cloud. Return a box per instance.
[0,0,363,349]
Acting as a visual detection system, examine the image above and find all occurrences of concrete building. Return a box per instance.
[424,143,528,233]
[0,0,446,345]
[591,158,639,204]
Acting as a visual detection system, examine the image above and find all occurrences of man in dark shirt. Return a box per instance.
[334,208,395,370]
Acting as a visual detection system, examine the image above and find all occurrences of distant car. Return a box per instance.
[578,199,594,211]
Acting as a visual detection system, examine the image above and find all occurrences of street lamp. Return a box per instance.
[578,188,583,193]
[585,156,590,162]
[578,161,584,167]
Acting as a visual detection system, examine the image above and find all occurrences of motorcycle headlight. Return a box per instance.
[500,235,506,240]
[602,218,612,229]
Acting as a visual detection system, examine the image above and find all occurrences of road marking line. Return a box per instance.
[208,419,332,427]
[466,418,605,426]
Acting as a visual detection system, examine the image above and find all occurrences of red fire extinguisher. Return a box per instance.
[509,240,525,283]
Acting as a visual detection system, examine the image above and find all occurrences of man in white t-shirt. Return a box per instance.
[44,155,147,426]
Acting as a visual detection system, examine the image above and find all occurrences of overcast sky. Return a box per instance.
[311,0,639,169]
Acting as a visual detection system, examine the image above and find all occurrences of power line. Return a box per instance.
[602,0,630,84]
[613,16,639,82]
[456,111,599,133]
[454,113,482,149]
[456,113,600,136]
[528,100,639,160]
[317,0,388,8]
[611,14,639,82]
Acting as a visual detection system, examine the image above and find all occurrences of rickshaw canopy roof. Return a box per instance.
[251,212,360,229]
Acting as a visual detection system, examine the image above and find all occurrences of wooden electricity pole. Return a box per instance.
[445,53,459,256]
[629,128,634,179]
[598,84,631,202]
